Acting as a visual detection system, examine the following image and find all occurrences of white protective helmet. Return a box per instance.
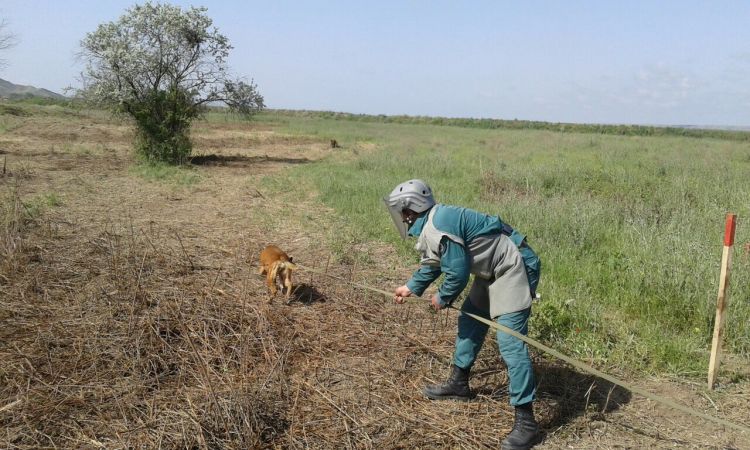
[383,179,436,239]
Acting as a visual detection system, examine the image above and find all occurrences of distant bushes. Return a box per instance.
[0,103,31,116]
[269,109,750,141]
[2,94,68,105]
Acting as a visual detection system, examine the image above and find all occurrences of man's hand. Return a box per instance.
[394,285,412,304]
[430,294,444,311]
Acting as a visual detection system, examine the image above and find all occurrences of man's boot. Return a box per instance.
[501,402,542,450]
[423,365,472,401]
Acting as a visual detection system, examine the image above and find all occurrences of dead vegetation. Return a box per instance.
[0,182,26,275]
[0,212,633,449]
[1,105,748,449]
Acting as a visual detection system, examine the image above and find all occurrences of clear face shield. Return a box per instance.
[383,197,410,240]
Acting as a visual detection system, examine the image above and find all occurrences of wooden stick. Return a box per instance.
[708,213,737,390]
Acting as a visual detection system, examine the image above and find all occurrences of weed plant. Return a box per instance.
[0,183,56,272]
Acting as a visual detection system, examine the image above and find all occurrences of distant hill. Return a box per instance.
[0,78,65,100]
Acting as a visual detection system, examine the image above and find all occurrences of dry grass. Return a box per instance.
[0,182,25,275]
[0,213,628,449]
[1,105,748,449]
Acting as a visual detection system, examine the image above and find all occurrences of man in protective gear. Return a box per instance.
[385,179,542,450]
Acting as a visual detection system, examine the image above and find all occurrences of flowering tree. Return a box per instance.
[0,17,17,70]
[78,2,264,163]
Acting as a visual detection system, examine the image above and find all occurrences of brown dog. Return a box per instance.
[258,245,297,302]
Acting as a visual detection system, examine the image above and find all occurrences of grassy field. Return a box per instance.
[2,102,749,448]
[257,111,750,377]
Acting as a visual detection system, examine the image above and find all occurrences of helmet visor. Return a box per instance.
[383,197,409,240]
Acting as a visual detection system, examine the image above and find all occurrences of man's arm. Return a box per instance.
[406,265,442,296]
[434,238,471,307]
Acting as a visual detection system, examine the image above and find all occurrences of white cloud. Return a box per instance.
[627,63,696,108]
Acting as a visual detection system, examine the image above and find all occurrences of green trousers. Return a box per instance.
[453,299,536,406]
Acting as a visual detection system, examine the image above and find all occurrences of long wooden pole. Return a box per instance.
[708,213,737,390]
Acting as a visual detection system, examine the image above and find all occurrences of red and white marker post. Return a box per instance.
[707,213,737,390]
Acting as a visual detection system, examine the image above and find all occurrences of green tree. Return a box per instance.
[78,2,264,164]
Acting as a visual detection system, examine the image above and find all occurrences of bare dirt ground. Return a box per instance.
[1,108,748,449]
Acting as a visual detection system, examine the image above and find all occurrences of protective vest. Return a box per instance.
[415,207,504,281]
[414,205,538,316]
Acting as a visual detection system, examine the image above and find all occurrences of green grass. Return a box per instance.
[257,113,750,376]
[130,161,201,186]
[21,192,62,219]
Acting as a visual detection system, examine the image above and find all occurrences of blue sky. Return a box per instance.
[2,1,750,126]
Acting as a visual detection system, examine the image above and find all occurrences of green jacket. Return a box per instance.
[405,204,540,309]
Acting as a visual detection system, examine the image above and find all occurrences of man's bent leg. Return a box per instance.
[496,307,535,406]
[424,280,490,401]
[454,293,491,369]
[497,307,541,449]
